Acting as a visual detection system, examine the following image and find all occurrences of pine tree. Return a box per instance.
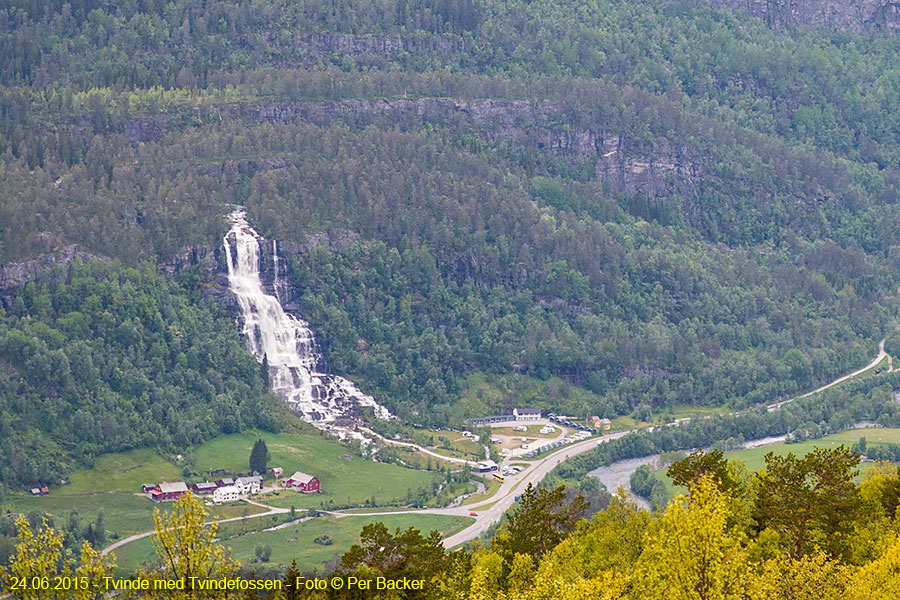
[281,560,303,600]
[93,511,106,546]
[260,353,270,387]
[249,438,269,475]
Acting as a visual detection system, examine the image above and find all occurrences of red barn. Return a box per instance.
[192,482,218,495]
[281,471,320,493]
[154,481,188,502]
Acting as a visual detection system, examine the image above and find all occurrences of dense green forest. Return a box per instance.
[5,0,900,595]
[3,0,900,474]
[0,259,283,487]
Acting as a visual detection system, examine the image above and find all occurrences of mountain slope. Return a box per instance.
[0,259,283,487]
[1,1,899,442]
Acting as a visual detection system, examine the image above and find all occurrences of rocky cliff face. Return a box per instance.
[0,245,104,291]
[205,97,703,199]
[0,228,358,322]
[692,0,900,32]
[0,246,109,312]
[595,138,703,198]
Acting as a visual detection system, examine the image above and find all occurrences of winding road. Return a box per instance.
[101,337,893,556]
[101,499,292,556]
[767,338,889,410]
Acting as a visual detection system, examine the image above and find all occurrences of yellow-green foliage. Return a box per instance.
[141,491,237,597]
[458,461,900,600]
[0,516,115,600]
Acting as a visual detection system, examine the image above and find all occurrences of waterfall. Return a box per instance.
[272,239,280,301]
[223,209,391,440]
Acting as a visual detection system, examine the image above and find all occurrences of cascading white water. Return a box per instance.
[223,209,390,440]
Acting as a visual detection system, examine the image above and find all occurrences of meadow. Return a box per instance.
[7,430,441,541]
[113,513,472,574]
[226,514,472,572]
[191,432,440,509]
[650,428,900,499]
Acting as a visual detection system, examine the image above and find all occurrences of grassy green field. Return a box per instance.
[465,479,501,508]
[114,514,472,575]
[418,429,483,457]
[2,493,273,543]
[651,428,900,500]
[651,404,731,424]
[227,514,472,572]
[336,507,422,514]
[607,415,649,432]
[208,502,270,521]
[61,449,184,494]
[493,424,565,438]
[432,446,481,461]
[215,512,295,539]
[8,430,440,541]
[4,492,158,538]
[378,443,438,469]
[191,432,440,509]
[113,537,158,575]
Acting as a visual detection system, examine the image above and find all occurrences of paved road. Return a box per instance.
[101,503,290,556]
[101,337,890,556]
[440,430,630,547]
[316,429,631,548]
[767,338,887,411]
[362,419,568,465]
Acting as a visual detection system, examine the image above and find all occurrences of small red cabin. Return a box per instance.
[280,471,320,493]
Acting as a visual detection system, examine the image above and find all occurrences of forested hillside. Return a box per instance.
[2,0,900,453]
[0,260,283,487]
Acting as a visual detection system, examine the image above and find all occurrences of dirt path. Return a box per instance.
[359,427,477,465]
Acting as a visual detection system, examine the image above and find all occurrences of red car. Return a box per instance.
[469,512,478,516]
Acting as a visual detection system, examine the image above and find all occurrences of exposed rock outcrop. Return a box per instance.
[161,245,220,278]
[300,229,361,253]
[690,0,900,32]
[122,118,166,143]
[595,138,703,198]
[210,98,703,198]
[78,94,704,201]
[0,245,104,291]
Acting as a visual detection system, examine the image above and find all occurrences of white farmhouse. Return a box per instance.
[213,485,240,504]
[235,475,262,495]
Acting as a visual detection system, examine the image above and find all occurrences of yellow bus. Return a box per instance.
[493,473,504,483]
